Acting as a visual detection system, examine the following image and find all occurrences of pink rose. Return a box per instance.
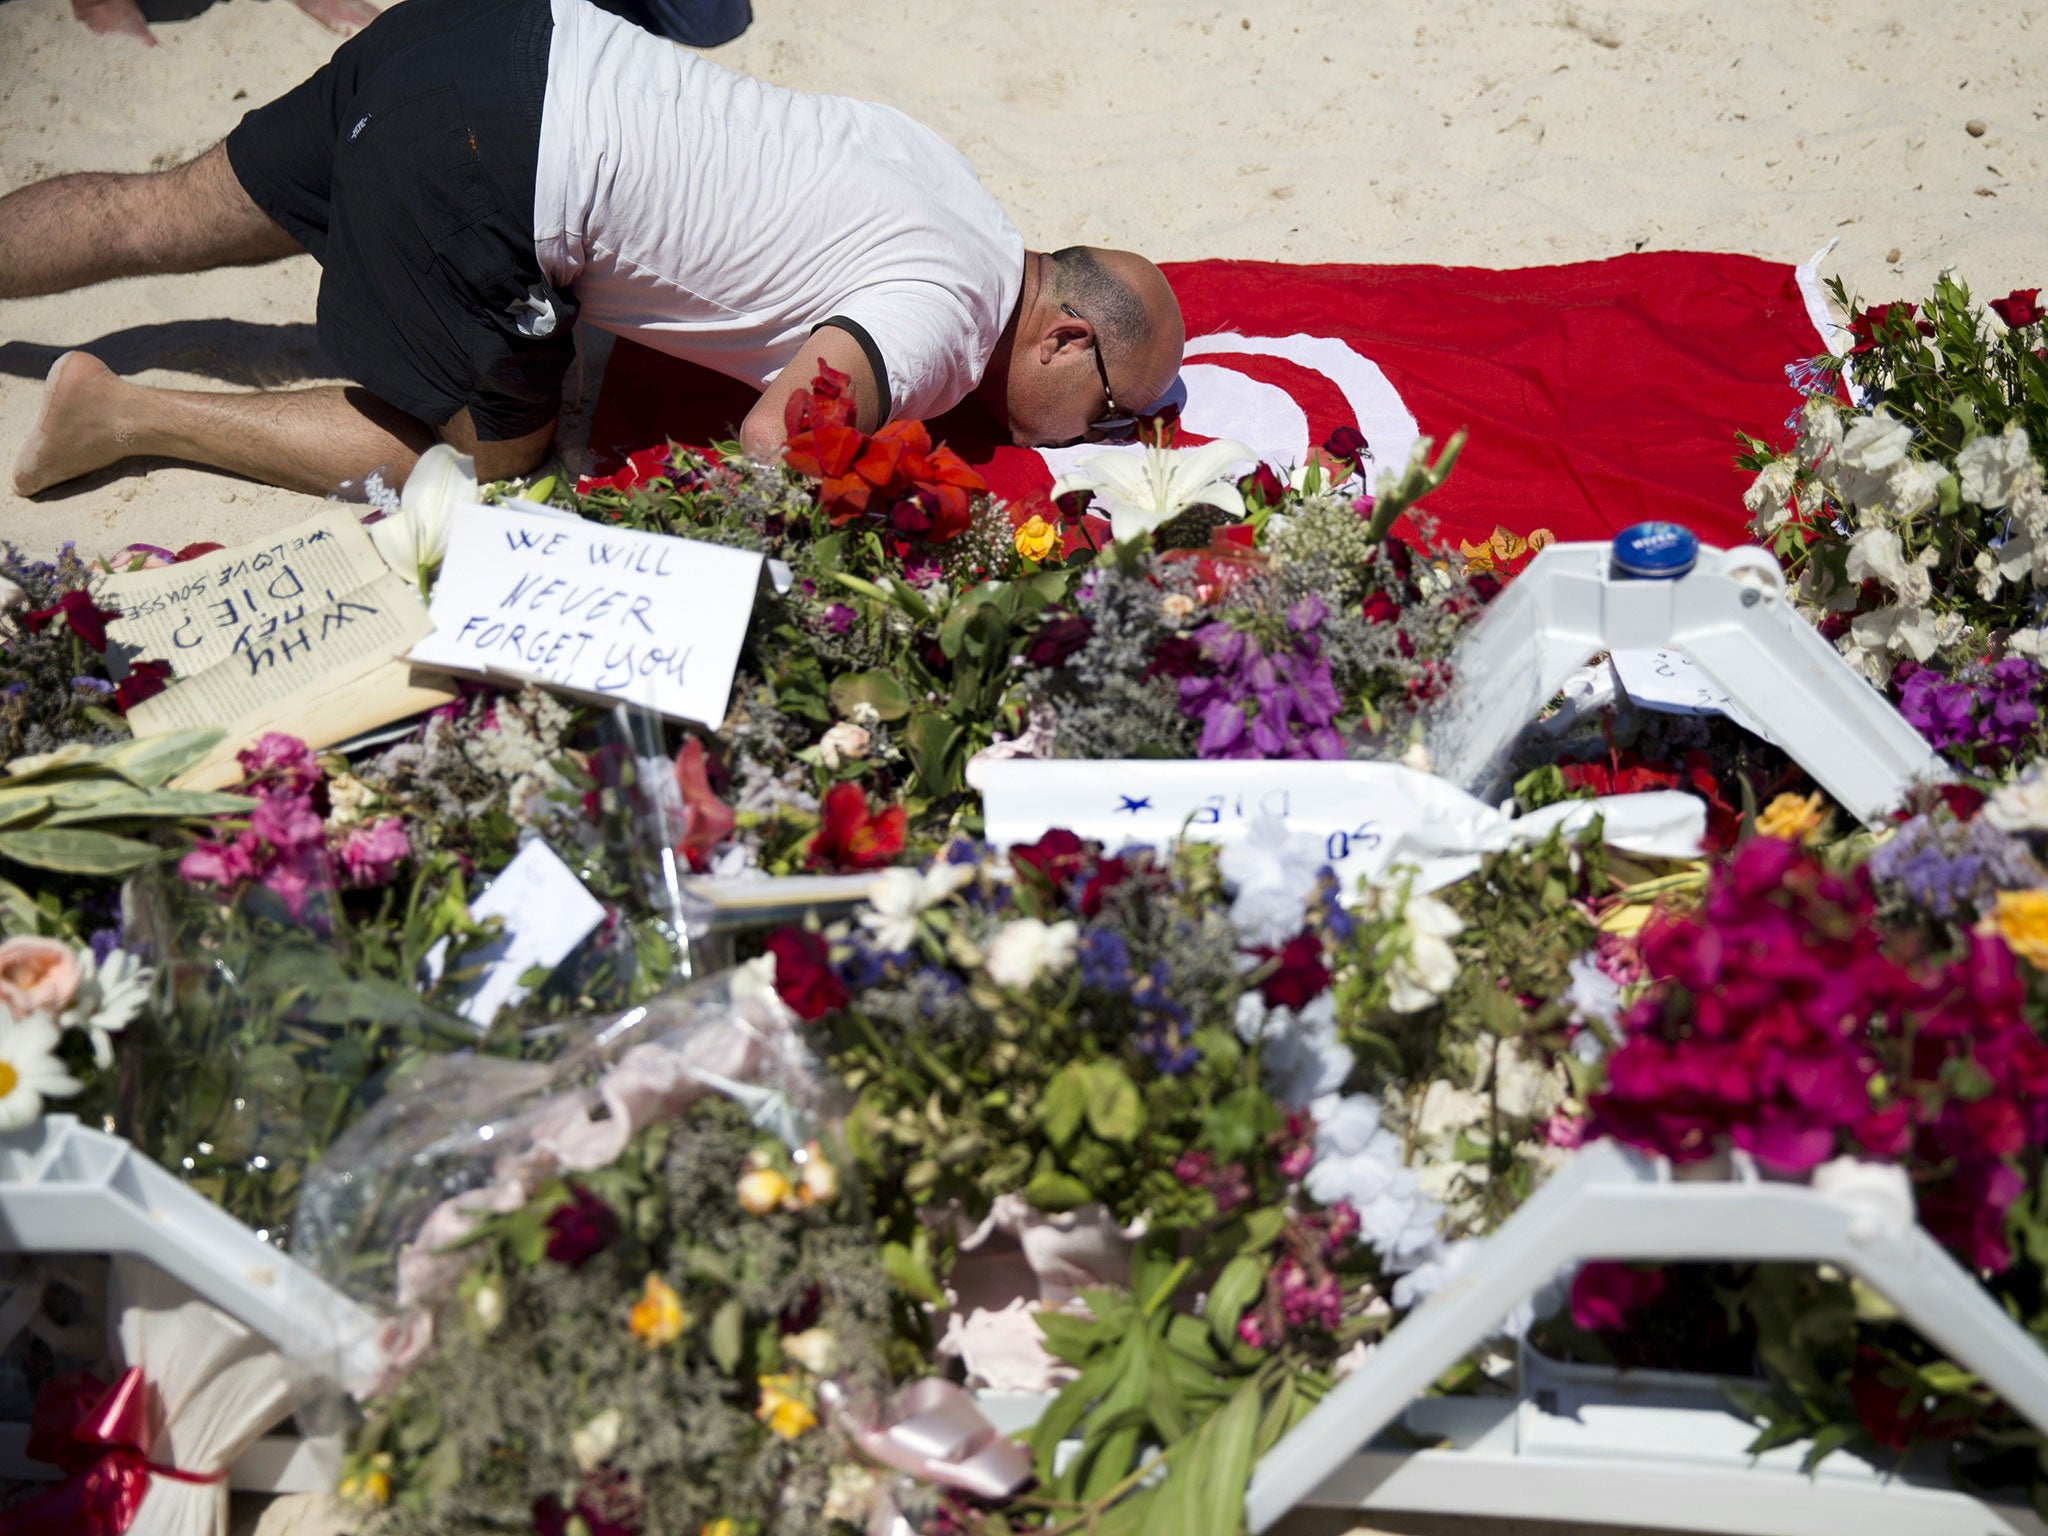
[0,936,82,1018]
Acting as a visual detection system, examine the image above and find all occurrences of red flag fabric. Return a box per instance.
[580,251,1826,551]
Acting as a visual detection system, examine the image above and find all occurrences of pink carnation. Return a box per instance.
[339,818,410,887]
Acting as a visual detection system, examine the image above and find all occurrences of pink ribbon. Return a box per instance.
[823,1378,1035,1501]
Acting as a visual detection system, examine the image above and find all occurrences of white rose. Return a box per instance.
[817,722,871,771]
[984,918,1079,990]
[1378,889,1463,1013]
[1986,764,2048,833]
[1956,425,2034,510]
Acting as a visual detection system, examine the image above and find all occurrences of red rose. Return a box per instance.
[1360,590,1400,626]
[1024,616,1093,669]
[113,658,171,713]
[764,927,849,1020]
[808,782,906,871]
[1990,288,2045,329]
[1322,425,1368,466]
[544,1185,621,1269]
[1145,634,1204,680]
[1240,463,1287,507]
[1077,856,1128,918]
[1010,829,1091,890]
[21,588,121,653]
[1847,301,1923,355]
[1257,931,1331,1010]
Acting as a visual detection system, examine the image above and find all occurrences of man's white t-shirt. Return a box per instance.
[534,0,1026,424]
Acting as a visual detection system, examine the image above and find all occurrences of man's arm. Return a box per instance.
[738,326,883,461]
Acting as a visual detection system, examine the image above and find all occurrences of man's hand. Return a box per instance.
[739,326,884,462]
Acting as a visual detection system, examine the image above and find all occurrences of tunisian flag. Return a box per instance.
[580,251,1828,550]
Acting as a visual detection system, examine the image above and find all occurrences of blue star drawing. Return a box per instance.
[1116,794,1153,815]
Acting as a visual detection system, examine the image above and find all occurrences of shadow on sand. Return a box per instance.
[0,319,335,392]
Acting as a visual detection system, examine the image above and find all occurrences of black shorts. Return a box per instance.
[224,0,575,441]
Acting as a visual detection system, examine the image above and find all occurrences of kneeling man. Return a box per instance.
[2,0,1183,499]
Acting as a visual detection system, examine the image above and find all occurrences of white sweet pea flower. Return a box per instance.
[0,1014,81,1131]
[1956,425,2034,510]
[1049,438,1252,544]
[1795,395,1844,469]
[570,1408,623,1472]
[1843,525,1937,606]
[1359,881,1463,1013]
[1987,763,2048,833]
[60,946,151,1070]
[858,864,974,953]
[1218,814,1327,947]
[371,442,476,590]
[1239,992,1352,1107]
[1880,458,1945,519]
[1848,602,1941,665]
[1838,408,1914,476]
[984,918,1079,991]
[1742,458,1798,533]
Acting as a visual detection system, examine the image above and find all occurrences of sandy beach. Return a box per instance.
[3,0,2043,556]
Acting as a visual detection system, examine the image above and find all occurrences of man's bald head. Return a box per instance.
[978,246,1186,448]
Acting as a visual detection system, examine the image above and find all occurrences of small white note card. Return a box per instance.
[1608,648,1776,743]
[429,841,606,1028]
[410,504,762,726]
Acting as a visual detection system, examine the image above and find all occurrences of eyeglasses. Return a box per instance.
[1061,302,1140,441]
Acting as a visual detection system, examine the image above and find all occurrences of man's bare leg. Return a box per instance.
[0,143,300,300]
[11,352,554,498]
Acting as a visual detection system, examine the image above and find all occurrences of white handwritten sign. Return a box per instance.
[101,509,433,738]
[1608,648,1776,744]
[425,841,606,1028]
[409,504,761,726]
[978,759,1705,894]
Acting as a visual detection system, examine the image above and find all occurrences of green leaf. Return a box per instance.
[1030,1355,1121,1477]
[1026,1167,1094,1212]
[881,1235,945,1305]
[827,670,913,723]
[0,793,54,830]
[1799,1420,1855,1472]
[1040,1061,1088,1148]
[43,789,251,824]
[96,729,226,787]
[709,1297,745,1375]
[1205,1254,1268,1350]
[1198,1381,1264,1536]
[1083,1059,1146,1143]
[903,712,966,798]
[0,827,165,874]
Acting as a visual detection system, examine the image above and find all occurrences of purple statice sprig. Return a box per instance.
[1868,810,2046,920]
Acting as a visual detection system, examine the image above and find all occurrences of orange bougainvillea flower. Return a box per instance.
[1459,524,1555,575]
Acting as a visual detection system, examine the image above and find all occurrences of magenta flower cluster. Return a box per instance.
[179,733,409,918]
[1592,837,2048,1272]
[1177,595,1346,760]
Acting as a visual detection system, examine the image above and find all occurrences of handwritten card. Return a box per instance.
[978,759,1705,895]
[1608,648,1776,744]
[101,510,435,742]
[426,841,606,1028]
[409,505,762,726]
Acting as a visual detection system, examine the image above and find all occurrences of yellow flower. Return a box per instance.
[1458,524,1554,575]
[339,1456,393,1508]
[737,1165,794,1216]
[756,1373,819,1439]
[1994,890,2048,969]
[629,1273,689,1347]
[702,1522,739,1536]
[1755,790,1827,844]
[1014,514,1058,562]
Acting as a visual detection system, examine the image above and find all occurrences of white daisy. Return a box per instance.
[61,946,152,1070]
[0,1013,83,1132]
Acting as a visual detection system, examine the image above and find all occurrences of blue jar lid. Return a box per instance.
[1611,521,1700,579]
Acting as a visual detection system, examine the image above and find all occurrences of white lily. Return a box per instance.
[1049,438,1252,544]
[859,863,974,953]
[370,443,476,591]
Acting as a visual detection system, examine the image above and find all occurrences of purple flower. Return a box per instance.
[1285,593,1328,633]
[1199,701,1249,757]
[821,603,856,635]
[1078,927,1132,991]
[1868,811,2044,918]
[338,817,410,887]
[71,676,115,695]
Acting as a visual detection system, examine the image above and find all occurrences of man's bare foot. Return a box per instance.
[70,0,156,43]
[11,353,137,497]
[291,0,380,35]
